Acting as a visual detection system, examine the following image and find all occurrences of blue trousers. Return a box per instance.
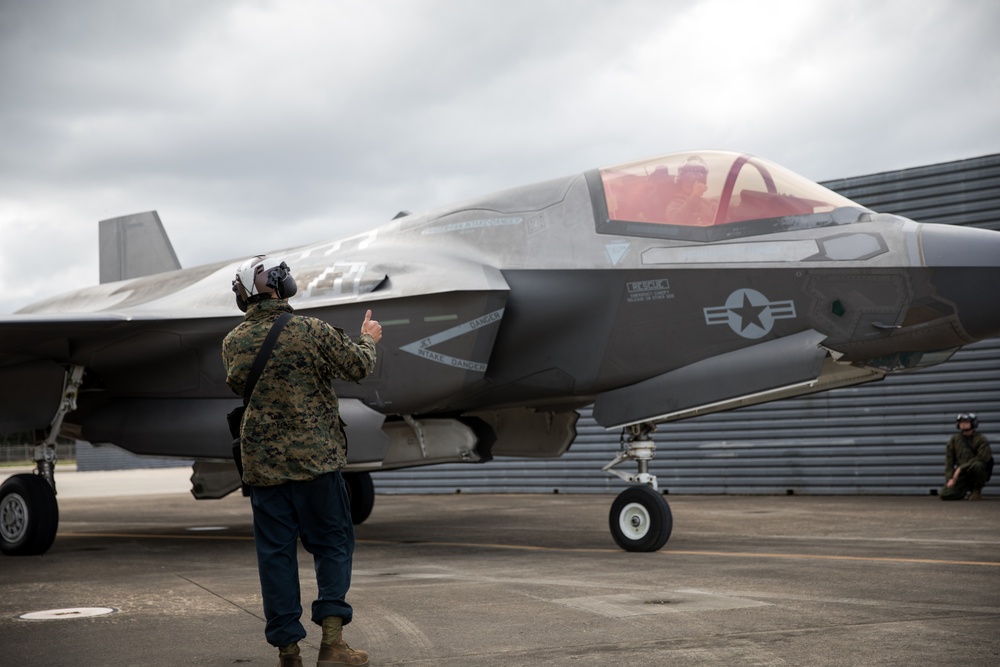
[250,471,355,647]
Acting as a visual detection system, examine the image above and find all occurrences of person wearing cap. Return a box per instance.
[940,413,993,501]
[222,255,381,667]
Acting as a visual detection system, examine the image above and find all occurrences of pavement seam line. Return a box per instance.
[175,574,265,623]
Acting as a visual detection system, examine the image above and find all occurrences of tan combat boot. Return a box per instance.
[278,642,303,667]
[968,489,983,501]
[318,617,369,667]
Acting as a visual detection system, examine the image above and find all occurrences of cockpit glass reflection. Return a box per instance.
[600,151,865,228]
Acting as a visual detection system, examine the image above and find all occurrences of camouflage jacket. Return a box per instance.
[944,431,992,478]
[221,298,377,486]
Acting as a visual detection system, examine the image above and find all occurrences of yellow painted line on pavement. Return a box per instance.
[665,549,1000,568]
[57,532,1000,568]
[356,538,1000,568]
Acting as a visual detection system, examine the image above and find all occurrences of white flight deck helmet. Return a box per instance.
[677,155,709,184]
[231,255,297,312]
[956,412,979,430]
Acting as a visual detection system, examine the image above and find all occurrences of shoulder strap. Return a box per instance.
[243,312,293,405]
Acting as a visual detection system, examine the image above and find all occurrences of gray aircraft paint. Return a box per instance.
[2,150,999,474]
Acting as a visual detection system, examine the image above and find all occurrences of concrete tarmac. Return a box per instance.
[1,468,999,666]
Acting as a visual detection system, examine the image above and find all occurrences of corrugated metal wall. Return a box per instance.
[375,153,1000,496]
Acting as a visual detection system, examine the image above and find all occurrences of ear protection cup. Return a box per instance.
[265,262,297,299]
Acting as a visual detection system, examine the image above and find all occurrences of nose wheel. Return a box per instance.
[604,422,672,552]
[609,484,672,552]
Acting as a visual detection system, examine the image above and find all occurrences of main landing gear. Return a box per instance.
[343,471,375,525]
[1,366,84,556]
[603,422,672,552]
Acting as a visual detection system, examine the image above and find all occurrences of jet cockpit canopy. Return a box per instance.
[596,150,869,242]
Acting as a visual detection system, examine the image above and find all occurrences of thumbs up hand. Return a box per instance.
[361,309,382,343]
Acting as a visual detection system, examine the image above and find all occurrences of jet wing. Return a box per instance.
[0,243,511,455]
[0,312,242,434]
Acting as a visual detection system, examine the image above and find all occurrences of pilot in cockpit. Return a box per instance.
[665,155,717,225]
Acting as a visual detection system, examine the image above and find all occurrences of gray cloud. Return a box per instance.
[2,0,999,312]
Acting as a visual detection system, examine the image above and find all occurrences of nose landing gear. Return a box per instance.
[603,423,672,552]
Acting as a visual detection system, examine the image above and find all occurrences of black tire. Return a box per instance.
[1,474,59,556]
[609,485,672,552]
[343,472,375,525]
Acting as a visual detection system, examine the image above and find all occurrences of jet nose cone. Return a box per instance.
[920,224,1000,340]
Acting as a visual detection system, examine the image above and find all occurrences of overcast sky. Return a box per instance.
[1,0,998,313]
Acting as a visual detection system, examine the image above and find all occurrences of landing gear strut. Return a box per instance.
[603,422,672,552]
[1,365,84,556]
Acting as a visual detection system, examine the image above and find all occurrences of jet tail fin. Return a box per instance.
[99,211,181,283]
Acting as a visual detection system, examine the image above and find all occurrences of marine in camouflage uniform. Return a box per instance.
[222,255,379,667]
[222,298,376,486]
[939,415,992,501]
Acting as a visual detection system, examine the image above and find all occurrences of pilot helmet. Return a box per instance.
[232,255,297,312]
[677,156,709,183]
[956,412,978,430]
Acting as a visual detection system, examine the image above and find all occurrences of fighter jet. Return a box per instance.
[2,150,999,556]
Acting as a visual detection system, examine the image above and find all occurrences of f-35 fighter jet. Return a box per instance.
[3,150,999,555]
